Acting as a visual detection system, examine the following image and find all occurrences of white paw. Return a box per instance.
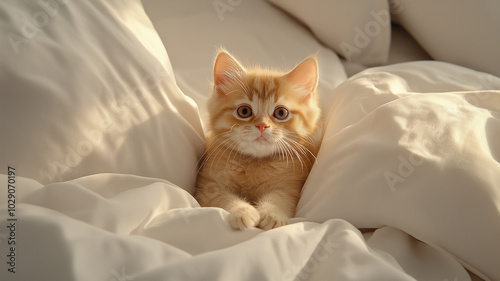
[228,204,260,230]
[258,208,289,230]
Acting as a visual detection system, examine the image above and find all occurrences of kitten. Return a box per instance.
[195,49,321,230]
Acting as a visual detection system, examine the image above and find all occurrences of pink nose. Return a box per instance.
[255,123,270,133]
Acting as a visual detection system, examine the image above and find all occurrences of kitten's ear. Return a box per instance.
[213,49,246,96]
[285,54,319,94]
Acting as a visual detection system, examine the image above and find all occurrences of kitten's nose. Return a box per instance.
[255,123,270,133]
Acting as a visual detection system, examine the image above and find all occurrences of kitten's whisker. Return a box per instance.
[224,141,240,172]
[275,140,284,164]
[203,139,232,174]
[202,133,238,175]
[291,145,305,174]
[231,143,242,169]
[225,134,247,172]
[290,131,320,143]
[212,135,240,175]
[287,132,317,147]
[230,123,239,132]
[284,135,318,165]
[280,140,291,166]
[196,130,236,171]
[285,142,302,171]
[285,137,311,160]
[197,144,222,173]
[280,140,290,167]
[275,142,284,162]
[281,139,297,172]
[282,137,310,174]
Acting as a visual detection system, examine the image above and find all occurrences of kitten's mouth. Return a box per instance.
[237,136,275,158]
[255,136,270,143]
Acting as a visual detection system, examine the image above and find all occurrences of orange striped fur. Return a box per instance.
[195,49,322,230]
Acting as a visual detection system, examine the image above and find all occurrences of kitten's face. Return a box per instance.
[208,50,320,158]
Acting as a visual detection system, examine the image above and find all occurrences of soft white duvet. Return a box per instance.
[1,1,500,281]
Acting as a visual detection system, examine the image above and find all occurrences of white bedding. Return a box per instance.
[1,0,500,281]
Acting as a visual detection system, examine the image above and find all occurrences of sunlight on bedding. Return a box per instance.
[0,0,499,280]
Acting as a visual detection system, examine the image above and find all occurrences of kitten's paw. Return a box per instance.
[228,204,260,230]
[258,208,289,230]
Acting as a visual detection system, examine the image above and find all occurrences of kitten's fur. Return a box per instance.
[195,49,321,230]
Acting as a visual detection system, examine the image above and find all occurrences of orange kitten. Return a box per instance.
[195,49,321,230]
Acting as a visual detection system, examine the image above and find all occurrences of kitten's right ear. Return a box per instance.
[213,49,246,96]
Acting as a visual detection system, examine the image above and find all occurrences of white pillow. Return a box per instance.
[297,62,500,279]
[267,0,391,66]
[392,0,500,77]
[142,0,347,126]
[0,0,204,192]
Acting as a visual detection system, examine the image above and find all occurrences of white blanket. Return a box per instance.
[0,172,475,281]
[1,1,500,281]
[2,62,500,280]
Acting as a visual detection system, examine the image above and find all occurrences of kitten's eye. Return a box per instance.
[273,106,289,120]
[236,105,253,118]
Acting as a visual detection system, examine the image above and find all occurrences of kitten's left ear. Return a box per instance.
[213,49,246,96]
[285,54,319,94]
